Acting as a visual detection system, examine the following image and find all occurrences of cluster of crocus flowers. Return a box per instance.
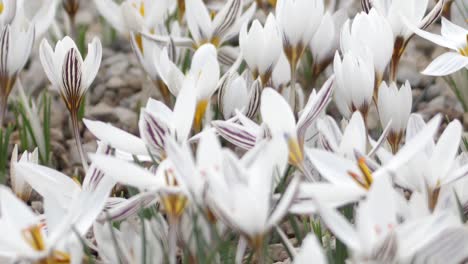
[362,0,446,80]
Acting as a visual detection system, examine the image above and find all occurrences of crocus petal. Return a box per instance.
[89,154,163,190]
[261,88,296,137]
[421,52,468,76]
[84,119,148,156]
[82,37,102,90]
[294,234,326,264]
[172,78,197,142]
[212,120,258,150]
[376,114,441,176]
[314,199,361,252]
[211,0,241,42]
[185,0,213,44]
[93,0,126,34]
[39,38,61,88]
[404,17,458,50]
[428,120,462,187]
[306,148,363,186]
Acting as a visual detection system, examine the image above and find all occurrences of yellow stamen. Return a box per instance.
[161,195,188,218]
[139,2,145,16]
[22,225,46,251]
[161,169,188,217]
[358,157,373,187]
[134,33,143,53]
[287,137,304,167]
[194,100,209,132]
[459,35,468,56]
[22,225,72,263]
[0,2,4,14]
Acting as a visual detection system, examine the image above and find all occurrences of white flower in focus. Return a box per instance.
[405,17,468,76]
[239,14,282,85]
[10,145,38,202]
[333,51,375,119]
[340,9,394,80]
[39,36,102,113]
[378,81,412,153]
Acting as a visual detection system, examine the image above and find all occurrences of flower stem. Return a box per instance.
[289,63,297,115]
[168,215,178,264]
[70,111,88,171]
[0,96,6,128]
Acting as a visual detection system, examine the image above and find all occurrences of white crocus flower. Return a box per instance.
[275,0,324,110]
[387,118,468,211]
[0,186,79,262]
[213,76,334,155]
[262,77,334,170]
[217,72,261,120]
[315,176,400,262]
[94,219,166,264]
[317,111,368,159]
[184,0,255,48]
[316,175,462,263]
[85,79,197,162]
[94,0,168,35]
[304,114,441,207]
[1,151,115,263]
[309,10,347,76]
[333,51,375,119]
[16,0,58,38]
[130,22,180,105]
[10,145,38,202]
[206,137,297,262]
[377,81,412,153]
[0,20,34,125]
[39,36,102,170]
[239,14,282,85]
[361,0,446,79]
[158,44,220,132]
[340,9,394,84]
[405,17,468,76]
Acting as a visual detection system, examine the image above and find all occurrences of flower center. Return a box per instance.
[459,35,468,57]
[132,1,145,17]
[22,225,71,264]
[347,157,373,189]
[0,2,4,14]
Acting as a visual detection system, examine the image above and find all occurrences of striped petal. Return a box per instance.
[212,120,257,150]
[61,48,84,111]
[211,0,242,43]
